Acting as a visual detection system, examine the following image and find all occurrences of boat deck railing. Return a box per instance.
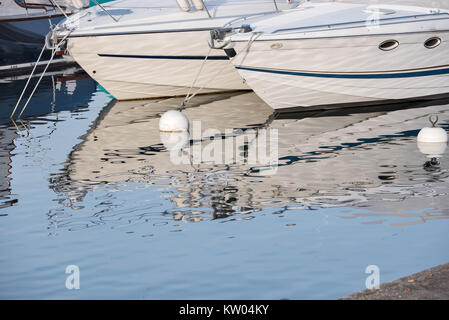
[13,0,66,11]
[273,12,449,34]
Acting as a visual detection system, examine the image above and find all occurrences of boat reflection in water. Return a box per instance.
[0,68,97,123]
[0,126,18,210]
[0,67,102,209]
[50,93,449,229]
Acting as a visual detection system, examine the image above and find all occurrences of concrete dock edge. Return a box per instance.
[341,263,449,300]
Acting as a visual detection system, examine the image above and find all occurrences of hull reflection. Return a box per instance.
[51,93,449,227]
[0,126,18,209]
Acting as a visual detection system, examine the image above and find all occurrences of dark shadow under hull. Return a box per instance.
[275,92,449,119]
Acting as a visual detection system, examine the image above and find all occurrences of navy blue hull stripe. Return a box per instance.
[236,66,449,79]
[98,53,229,60]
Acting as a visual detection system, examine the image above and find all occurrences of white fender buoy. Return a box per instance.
[417,115,447,158]
[159,110,190,133]
[160,131,190,151]
[191,0,205,10]
[417,115,448,143]
[176,0,191,12]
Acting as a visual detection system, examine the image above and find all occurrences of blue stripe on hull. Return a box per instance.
[236,66,449,79]
[98,54,229,60]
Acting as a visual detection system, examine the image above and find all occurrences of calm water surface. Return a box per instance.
[0,69,448,299]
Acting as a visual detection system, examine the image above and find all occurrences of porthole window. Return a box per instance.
[379,40,399,51]
[424,37,441,49]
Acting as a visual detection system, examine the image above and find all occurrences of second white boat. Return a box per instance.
[218,2,449,111]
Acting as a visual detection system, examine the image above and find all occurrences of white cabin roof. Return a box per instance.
[55,0,301,37]
[229,2,449,41]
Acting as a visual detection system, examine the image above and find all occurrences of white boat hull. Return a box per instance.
[67,31,250,100]
[57,0,301,100]
[231,31,449,110]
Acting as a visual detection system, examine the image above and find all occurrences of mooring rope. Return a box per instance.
[181,47,213,108]
[10,44,47,119]
[12,31,73,120]
[17,49,59,119]
[181,31,262,109]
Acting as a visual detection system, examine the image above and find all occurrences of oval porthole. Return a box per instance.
[424,37,441,49]
[379,40,399,51]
